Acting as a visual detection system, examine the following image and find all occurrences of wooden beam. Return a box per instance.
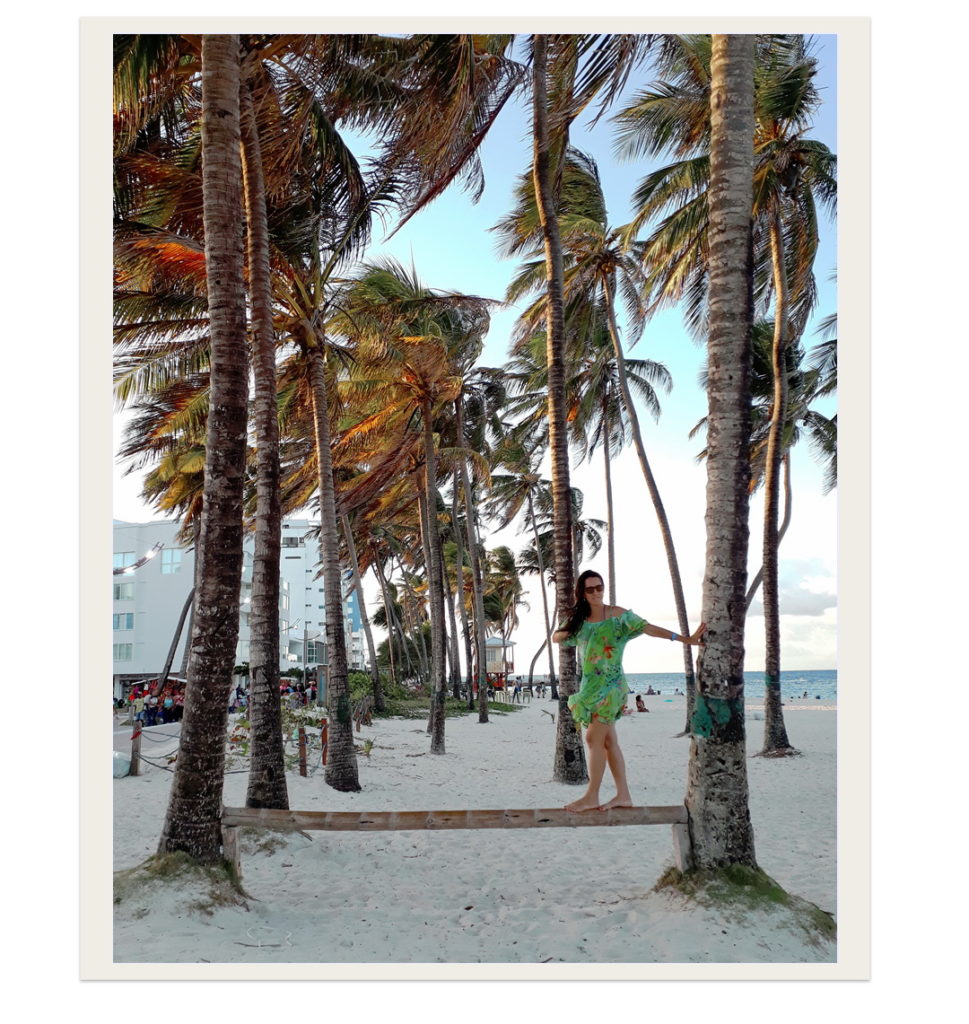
[221,805,688,832]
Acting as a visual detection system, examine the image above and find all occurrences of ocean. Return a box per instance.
[623,669,837,703]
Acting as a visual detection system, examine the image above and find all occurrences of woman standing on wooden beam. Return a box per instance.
[552,570,706,813]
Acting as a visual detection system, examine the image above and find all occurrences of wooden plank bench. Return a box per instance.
[221,804,693,878]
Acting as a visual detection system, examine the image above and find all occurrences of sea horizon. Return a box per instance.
[518,668,838,702]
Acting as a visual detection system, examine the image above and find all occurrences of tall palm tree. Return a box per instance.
[530,34,585,783]
[453,368,506,720]
[239,72,288,810]
[158,34,250,862]
[496,144,702,706]
[684,33,758,870]
[614,34,835,746]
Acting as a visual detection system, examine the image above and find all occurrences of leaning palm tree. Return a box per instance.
[683,33,758,870]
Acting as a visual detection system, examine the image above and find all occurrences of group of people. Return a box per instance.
[279,680,318,708]
[127,682,185,726]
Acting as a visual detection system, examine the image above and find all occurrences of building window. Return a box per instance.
[113,551,136,570]
[113,582,134,601]
[113,613,134,630]
[161,549,182,574]
[282,536,302,548]
[113,643,133,661]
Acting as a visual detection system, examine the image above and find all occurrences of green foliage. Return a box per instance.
[347,670,374,701]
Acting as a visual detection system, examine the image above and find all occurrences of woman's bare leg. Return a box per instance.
[600,723,634,809]
[564,718,609,812]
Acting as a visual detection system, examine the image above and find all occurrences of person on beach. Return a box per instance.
[552,570,706,813]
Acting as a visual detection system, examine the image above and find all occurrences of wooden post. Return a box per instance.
[222,825,240,878]
[298,725,307,777]
[320,718,329,765]
[129,723,142,777]
[672,821,693,872]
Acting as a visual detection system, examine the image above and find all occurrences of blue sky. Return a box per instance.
[113,33,839,672]
[355,34,838,671]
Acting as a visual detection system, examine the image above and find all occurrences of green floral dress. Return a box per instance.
[562,610,649,726]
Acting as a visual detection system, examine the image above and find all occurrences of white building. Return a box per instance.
[113,518,367,694]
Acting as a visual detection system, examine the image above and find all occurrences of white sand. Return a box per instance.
[112,695,836,967]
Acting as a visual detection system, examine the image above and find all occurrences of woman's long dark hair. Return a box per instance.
[561,570,605,637]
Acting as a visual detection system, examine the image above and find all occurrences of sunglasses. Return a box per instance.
[584,584,604,593]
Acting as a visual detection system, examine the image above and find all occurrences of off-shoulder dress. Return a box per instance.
[561,609,650,726]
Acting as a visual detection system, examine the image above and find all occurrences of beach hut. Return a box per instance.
[484,636,515,687]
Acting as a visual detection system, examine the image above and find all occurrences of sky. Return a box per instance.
[112,32,839,674]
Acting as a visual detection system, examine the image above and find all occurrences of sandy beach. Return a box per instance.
[111,692,836,969]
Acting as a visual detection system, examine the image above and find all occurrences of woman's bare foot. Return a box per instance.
[564,795,603,813]
[599,794,634,811]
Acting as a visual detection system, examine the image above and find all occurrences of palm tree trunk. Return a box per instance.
[371,548,400,684]
[240,79,288,811]
[395,550,430,687]
[418,421,448,752]
[159,586,193,690]
[158,34,249,862]
[450,484,475,706]
[526,491,557,689]
[746,452,792,609]
[601,276,697,730]
[532,34,585,783]
[342,516,385,712]
[179,525,200,678]
[306,340,360,792]
[456,397,489,723]
[528,637,547,687]
[548,598,559,697]
[684,33,758,870]
[443,558,462,699]
[602,399,617,607]
[759,211,797,755]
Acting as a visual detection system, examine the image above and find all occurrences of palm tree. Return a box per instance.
[239,73,288,810]
[341,512,385,711]
[690,318,837,754]
[331,259,496,752]
[453,368,506,721]
[496,144,704,708]
[485,436,560,691]
[484,545,527,678]
[530,34,586,783]
[683,33,758,870]
[614,34,835,746]
[158,34,250,862]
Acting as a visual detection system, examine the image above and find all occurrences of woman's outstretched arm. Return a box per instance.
[642,621,707,645]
